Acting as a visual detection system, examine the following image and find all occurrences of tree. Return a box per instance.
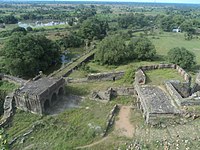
[26,27,33,32]
[118,13,152,29]
[2,15,18,24]
[58,33,84,49]
[168,47,196,69]
[11,27,27,34]
[2,33,61,77]
[95,35,127,65]
[78,18,109,40]
[95,36,156,65]
[128,37,156,60]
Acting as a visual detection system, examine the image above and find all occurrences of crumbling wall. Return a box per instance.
[103,104,118,137]
[0,74,26,86]
[91,87,135,101]
[0,93,14,127]
[87,71,125,81]
[147,113,178,125]
[170,81,191,98]
[135,69,146,85]
[112,87,135,96]
[165,81,183,106]
[91,89,112,101]
[137,64,191,83]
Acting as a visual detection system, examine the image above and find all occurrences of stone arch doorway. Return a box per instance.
[51,93,57,104]
[58,87,64,96]
[44,99,50,112]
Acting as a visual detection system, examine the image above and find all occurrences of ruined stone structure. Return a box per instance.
[67,71,125,83]
[0,93,15,127]
[134,64,200,124]
[14,77,65,115]
[87,71,125,81]
[91,87,135,101]
[0,74,26,86]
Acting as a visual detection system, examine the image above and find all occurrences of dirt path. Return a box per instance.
[75,136,109,149]
[75,106,134,149]
[115,106,134,138]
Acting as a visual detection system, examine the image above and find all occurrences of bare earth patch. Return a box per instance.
[115,106,135,138]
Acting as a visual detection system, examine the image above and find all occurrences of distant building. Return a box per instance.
[172,28,181,33]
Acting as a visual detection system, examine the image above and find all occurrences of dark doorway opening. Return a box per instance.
[51,93,57,104]
[58,87,64,96]
[44,99,50,111]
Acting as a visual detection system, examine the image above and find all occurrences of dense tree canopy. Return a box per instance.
[58,33,84,49]
[2,33,61,77]
[2,15,18,24]
[128,37,156,61]
[95,35,156,65]
[11,27,27,34]
[78,18,109,40]
[118,13,153,29]
[95,35,127,65]
[168,47,196,69]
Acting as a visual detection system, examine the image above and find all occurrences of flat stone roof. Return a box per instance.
[140,86,178,114]
[18,77,61,96]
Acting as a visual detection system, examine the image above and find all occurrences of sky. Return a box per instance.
[70,0,200,4]
[2,0,200,4]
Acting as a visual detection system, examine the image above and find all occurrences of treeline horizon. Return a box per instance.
[1,1,200,7]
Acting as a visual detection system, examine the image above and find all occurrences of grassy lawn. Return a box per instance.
[150,32,200,64]
[145,68,185,86]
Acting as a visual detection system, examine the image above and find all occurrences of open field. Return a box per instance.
[151,32,200,64]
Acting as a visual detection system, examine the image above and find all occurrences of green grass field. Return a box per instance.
[150,32,200,64]
[145,68,185,86]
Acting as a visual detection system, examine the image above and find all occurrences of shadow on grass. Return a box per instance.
[65,85,89,96]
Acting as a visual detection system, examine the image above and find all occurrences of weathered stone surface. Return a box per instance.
[139,85,179,114]
[134,64,194,125]
[87,71,125,81]
[0,93,14,127]
[0,73,26,86]
[135,69,146,85]
[91,87,135,101]
[14,77,65,115]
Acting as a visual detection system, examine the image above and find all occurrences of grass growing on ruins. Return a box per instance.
[145,69,185,85]
[0,81,18,92]
[7,98,119,149]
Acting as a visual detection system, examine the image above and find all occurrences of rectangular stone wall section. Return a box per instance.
[87,71,125,81]
[165,81,183,106]
[137,64,191,83]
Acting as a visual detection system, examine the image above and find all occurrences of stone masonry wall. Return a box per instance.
[0,74,27,86]
[137,64,191,83]
[165,81,183,106]
[0,93,14,127]
[87,71,125,81]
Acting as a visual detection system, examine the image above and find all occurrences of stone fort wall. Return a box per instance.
[136,64,191,84]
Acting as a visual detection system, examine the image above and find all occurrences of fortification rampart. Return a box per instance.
[136,64,191,84]
[0,74,27,86]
